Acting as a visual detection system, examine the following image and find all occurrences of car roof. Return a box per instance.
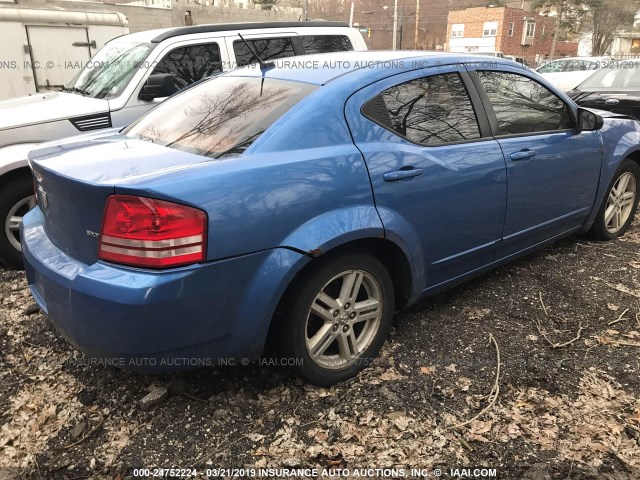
[112,21,350,44]
[226,50,522,86]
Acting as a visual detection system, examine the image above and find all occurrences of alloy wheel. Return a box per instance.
[5,195,36,252]
[605,172,637,234]
[305,269,383,370]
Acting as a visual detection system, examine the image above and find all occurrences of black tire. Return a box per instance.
[281,253,395,386]
[0,174,34,269]
[590,159,640,241]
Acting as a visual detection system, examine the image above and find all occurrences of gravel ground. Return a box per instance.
[1,219,640,480]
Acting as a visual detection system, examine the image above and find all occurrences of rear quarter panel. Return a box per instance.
[113,83,383,261]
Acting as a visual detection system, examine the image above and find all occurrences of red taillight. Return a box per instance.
[99,195,207,269]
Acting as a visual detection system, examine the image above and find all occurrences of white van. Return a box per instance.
[0,5,129,99]
[0,21,367,267]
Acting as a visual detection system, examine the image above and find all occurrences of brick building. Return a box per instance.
[446,6,556,65]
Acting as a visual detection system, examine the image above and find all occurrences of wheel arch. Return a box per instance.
[263,236,415,356]
[626,149,640,169]
[0,165,32,186]
[306,237,414,310]
[0,143,37,178]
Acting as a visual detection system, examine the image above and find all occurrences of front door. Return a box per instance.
[469,68,602,257]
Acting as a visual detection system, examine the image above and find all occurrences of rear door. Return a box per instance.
[26,25,91,91]
[346,67,507,290]
[467,67,602,257]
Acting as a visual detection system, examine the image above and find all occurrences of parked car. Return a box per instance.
[569,61,640,119]
[536,57,608,92]
[22,51,640,385]
[0,21,366,269]
[0,4,128,100]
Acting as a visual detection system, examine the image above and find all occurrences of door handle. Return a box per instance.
[383,167,424,182]
[510,149,536,161]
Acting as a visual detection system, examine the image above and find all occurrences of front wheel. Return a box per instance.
[0,175,36,269]
[282,253,395,386]
[590,159,640,241]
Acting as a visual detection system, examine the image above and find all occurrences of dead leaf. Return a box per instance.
[457,377,472,392]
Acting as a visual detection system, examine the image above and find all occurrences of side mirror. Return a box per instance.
[577,107,604,131]
[139,74,177,101]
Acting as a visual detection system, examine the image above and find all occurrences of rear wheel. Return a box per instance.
[282,253,394,386]
[590,160,640,241]
[0,175,36,269]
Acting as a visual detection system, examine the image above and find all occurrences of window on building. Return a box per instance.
[362,73,481,146]
[508,22,514,36]
[524,21,536,38]
[483,21,498,37]
[541,25,546,35]
[451,24,464,38]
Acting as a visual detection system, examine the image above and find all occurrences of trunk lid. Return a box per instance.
[29,134,212,265]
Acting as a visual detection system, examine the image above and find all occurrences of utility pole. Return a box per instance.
[414,0,420,49]
[303,0,308,21]
[392,0,398,50]
[349,1,354,27]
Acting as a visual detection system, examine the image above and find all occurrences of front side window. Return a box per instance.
[476,71,574,135]
[362,73,481,146]
[151,43,222,90]
[66,41,155,99]
[483,21,498,37]
[451,24,464,38]
[300,35,353,54]
[233,38,296,67]
[125,76,316,158]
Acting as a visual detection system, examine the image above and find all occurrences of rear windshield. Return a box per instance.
[124,76,316,158]
[579,64,640,90]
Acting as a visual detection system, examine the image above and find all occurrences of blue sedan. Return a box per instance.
[22,52,640,385]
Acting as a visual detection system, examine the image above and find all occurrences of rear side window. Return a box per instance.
[362,72,481,146]
[233,38,296,67]
[476,71,574,135]
[124,76,316,159]
[151,43,222,90]
[300,35,353,54]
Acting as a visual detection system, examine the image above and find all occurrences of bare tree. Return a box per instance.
[533,0,586,57]
[308,0,347,20]
[583,0,640,55]
[252,0,279,10]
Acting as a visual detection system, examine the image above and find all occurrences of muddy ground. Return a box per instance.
[1,218,640,480]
